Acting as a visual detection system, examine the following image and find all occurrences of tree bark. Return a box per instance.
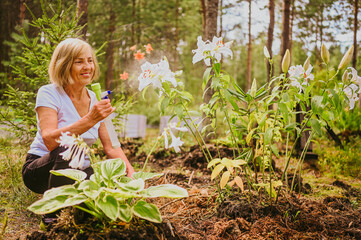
[280,0,291,72]
[246,0,252,90]
[77,0,88,40]
[353,0,358,68]
[266,0,275,83]
[203,0,218,142]
[131,0,136,44]
[200,0,207,36]
[105,9,116,91]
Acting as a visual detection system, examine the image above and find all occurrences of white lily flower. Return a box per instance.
[138,61,159,91]
[288,64,314,93]
[157,59,177,87]
[192,36,233,66]
[348,67,361,92]
[344,83,359,110]
[210,36,233,63]
[192,36,212,66]
[162,130,169,149]
[161,122,188,153]
[168,130,184,153]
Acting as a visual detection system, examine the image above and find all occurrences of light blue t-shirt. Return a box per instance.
[28,84,100,168]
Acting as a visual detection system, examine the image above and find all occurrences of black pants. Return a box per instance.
[22,146,93,194]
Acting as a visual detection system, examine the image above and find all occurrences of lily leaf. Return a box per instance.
[132,172,164,181]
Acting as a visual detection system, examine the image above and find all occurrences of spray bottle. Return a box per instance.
[91,83,121,149]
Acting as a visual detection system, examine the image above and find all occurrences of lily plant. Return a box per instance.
[136,36,360,205]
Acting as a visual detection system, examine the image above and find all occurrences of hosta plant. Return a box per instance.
[28,135,188,223]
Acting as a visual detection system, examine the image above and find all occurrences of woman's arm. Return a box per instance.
[98,122,135,177]
[38,99,114,151]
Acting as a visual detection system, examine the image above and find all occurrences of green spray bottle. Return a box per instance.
[91,83,120,149]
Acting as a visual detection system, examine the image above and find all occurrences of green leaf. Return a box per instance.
[50,169,87,182]
[119,178,145,192]
[132,172,164,181]
[99,158,126,181]
[43,185,78,199]
[264,128,273,144]
[118,204,132,222]
[28,195,68,214]
[310,119,322,136]
[160,97,170,114]
[203,67,212,90]
[213,63,221,75]
[78,180,100,199]
[96,193,118,221]
[141,184,188,198]
[132,200,162,223]
[63,194,88,207]
[250,79,257,98]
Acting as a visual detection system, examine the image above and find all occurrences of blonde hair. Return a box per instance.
[48,38,99,87]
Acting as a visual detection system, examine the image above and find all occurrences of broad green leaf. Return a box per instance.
[119,178,145,192]
[78,180,100,199]
[132,172,164,181]
[160,97,170,114]
[104,188,139,199]
[141,184,188,198]
[28,195,68,214]
[99,158,126,181]
[220,171,231,189]
[96,193,118,221]
[211,164,225,180]
[118,204,132,222]
[203,67,212,90]
[63,194,88,207]
[132,200,162,223]
[250,79,257,97]
[43,185,78,199]
[50,169,87,182]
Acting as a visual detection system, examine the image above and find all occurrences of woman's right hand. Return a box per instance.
[86,99,116,123]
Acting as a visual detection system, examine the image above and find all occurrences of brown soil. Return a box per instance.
[23,140,361,239]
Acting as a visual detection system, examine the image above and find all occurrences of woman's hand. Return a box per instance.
[86,99,115,123]
[127,164,135,178]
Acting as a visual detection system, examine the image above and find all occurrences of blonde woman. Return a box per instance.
[22,38,134,197]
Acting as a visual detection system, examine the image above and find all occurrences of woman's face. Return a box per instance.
[70,47,95,86]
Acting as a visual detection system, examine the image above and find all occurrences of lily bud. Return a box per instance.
[282,49,290,73]
[338,46,354,70]
[321,43,330,64]
[303,56,311,71]
[264,46,270,59]
[342,70,349,83]
[250,78,257,98]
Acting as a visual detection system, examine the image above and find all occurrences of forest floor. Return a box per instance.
[3,139,361,240]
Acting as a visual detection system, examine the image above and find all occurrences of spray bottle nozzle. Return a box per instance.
[101,90,112,99]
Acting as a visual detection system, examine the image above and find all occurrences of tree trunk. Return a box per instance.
[203,0,218,142]
[77,0,88,40]
[219,0,223,36]
[174,0,179,69]
[353,0,358,68]
[132,0,136,44]
[280,0,291,72]
[200,0,207,36]
[105,10,116,91]
[289,0,295,60]
[246,0,252,90]
[266,0,275,83]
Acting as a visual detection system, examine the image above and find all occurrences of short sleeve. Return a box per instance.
[35,85,61,111]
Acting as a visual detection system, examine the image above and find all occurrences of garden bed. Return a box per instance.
[22,140,361,240]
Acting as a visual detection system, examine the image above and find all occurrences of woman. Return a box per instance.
[22,38,134,195]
